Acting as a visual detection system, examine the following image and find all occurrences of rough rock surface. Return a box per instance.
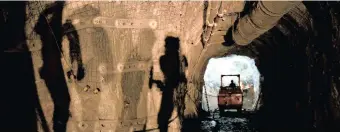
[15,1,244,131]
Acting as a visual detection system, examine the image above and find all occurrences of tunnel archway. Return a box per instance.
[200,54,262,131]
[185,1,340,132]
[201,54,261,112]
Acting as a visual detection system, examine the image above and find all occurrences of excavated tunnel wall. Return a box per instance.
[2,1,244,132]
[2,1,340,132]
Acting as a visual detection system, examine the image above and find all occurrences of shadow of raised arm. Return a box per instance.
[63,19,85,81]
[148,66,166,91]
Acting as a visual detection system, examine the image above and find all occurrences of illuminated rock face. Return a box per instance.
[18,1,244,131]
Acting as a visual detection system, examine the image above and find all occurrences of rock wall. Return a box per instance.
[9,1,244,132]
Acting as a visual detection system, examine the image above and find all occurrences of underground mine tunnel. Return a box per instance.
[1,1,340,132]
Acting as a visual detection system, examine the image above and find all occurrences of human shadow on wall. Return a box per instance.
[64,19,85,81]
[67,6,113,129]
[1,2,49,132]
[34,1,85,131]
[149,37,188,132]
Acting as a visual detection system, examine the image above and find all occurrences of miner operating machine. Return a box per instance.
[218,74,243,114]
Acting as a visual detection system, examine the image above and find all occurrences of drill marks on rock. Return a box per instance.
[64,1,99,17]
[87,27,116,122]
[121,71,146,119]
[123,1,158,19]
[73,28,113,89]
[69,79,84,122]
[99,80,117,120]
[64,2,159,30]
[131,29,139,46]
[116,23,156,130]
[92,17,159,29]
[98,63,107,75]
[61,3,118,125]
[94,61,150,74]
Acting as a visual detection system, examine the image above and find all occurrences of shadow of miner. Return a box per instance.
[149,36,188,132]
[34,1,85,131]
[1,2,49,132]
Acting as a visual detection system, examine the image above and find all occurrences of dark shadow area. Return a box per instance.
[219,111,254,118]
[64,4,105,89]
[239,1,257,18]
[1,2,49,132]
[149,37,188,132]
[91,26,114,130]
[303,2,340,131]
[34,1,85,131]
[223,1,340,131]
[64,19,85,81]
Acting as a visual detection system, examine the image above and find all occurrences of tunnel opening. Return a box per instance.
[202,54,261,112]
[200,54,262,131]
[194,4,313,130]
[184,2,340,132]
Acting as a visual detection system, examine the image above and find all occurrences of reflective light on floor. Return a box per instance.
[202,54,261,111]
